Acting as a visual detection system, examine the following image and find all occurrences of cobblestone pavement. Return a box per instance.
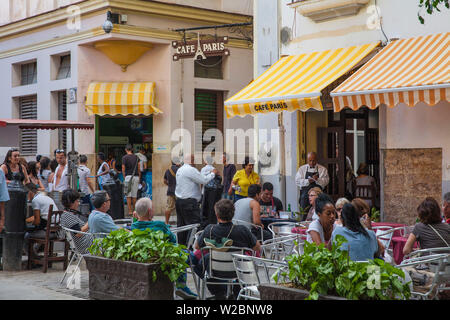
[0,258,206,300]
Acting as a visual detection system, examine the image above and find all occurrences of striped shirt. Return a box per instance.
[60,211,93,254]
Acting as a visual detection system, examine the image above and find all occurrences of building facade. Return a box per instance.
[0,0,254,215]
[246,0,449,224]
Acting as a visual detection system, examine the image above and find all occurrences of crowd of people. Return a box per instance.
[0,146,449,300]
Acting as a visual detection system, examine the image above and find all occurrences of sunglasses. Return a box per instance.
[55,149,65,154]
[9,148,19,152]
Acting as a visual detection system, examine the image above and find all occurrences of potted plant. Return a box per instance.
[259,235,411,300]
[85,228,189,300]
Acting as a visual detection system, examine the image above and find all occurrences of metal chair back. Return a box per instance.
[267,221,306,238]
[232,219,263,240]
[171,223,200,249]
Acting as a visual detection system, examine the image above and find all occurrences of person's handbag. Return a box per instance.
[203,225,234,251]
[123,156,139,195]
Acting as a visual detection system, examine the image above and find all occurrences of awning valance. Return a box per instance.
[331,32,449,111]
[85,82,162,116]
[224,42,380,118]
[0,118,94,130]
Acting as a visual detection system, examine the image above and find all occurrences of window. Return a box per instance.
[19,96,37,155]
[21,62,37,85]
[194,56,223,79]
[58,91,67,150]
[194,90,223,152]
[56,55,71,80]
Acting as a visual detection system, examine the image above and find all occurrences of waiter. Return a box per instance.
[175,154,218,246]
[295,152,329,210]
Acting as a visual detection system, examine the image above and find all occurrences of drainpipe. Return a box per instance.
[253,0,259,173]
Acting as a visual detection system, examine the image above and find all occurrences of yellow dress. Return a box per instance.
[232,169,260,197]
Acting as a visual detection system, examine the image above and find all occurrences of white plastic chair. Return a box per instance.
[171,223,200,250]
[231,253,289,300]
[232,219,264,241]
[399,253,450,300]
[60,226,94,285]
[261,233,305,260]
[196,246,255,300]
[267,221,306,238]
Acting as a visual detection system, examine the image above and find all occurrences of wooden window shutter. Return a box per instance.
[19,96,37,155]
[194,90,223,152]
[58,91,67,150]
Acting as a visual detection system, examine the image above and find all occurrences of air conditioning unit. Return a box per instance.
[99,136,129,144]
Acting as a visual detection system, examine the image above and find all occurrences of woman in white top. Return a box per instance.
[95,152,112,189]
[306,193,336,246]
[39,157,52,192]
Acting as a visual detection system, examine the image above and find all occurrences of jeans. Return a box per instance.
[81,194,94,212]
[222,193,233,200]
[233,194,246,203]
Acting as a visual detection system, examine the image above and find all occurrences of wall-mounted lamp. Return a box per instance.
[103,11,113,34]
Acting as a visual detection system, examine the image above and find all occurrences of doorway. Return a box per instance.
[311,108,379,205]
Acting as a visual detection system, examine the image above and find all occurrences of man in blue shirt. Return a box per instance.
[131,197,197,300]
[131,197,176,243]
[88,190,120,234]
[0,170,10,233]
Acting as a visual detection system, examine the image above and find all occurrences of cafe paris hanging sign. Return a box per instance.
[172,34,230,61]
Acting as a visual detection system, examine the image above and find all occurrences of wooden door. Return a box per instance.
[317,127,345,201]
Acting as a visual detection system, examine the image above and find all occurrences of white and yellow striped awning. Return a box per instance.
[331,32,449,111]
[224,42,380,118]
[85,82,162,116]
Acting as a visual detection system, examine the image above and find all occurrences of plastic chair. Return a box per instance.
[231,253,289,300]
[196,246,255,300]
[399,253,450,300]
[60,226,94,285]
[267,221,306,238]
[232,219,264,241]
[261,233,305,260]
[171,223,200,250]
[27,205,69,273]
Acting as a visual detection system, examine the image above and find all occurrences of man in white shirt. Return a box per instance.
[136,147,148,173]
[295,152,329,210]
[175,154,218,246]
[52,149,69,210]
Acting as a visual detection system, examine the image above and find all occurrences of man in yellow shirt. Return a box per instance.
[228,156,260,202]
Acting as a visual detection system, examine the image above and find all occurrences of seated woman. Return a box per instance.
[305,187,323,221]
[194,199,261,299]
[306,193,336,246]
[334,197,350,226]
[352,197,373,230]
[403,197,450,256]
[233,184,272,241]
[60,189,93,255]
[332,203,382,261]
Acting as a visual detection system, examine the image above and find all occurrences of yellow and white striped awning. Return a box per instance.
[331,33,449,111]
[224,42,380,118]
[85,82,162,116]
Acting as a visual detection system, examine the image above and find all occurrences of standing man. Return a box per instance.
[175,154,218,246]
[295,152,329,210]
[222,153,236,200]
[122,144,140,216]
[52,149,69,210]
[77,155,95,212]
[136,147,148,199]
[163,160,180,225]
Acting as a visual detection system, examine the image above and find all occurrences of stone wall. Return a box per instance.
[382,148,442,225]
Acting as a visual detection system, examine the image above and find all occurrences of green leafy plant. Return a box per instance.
[418,0,449,23]
[370,207,380,222]
[293,206,308,222]
[89,228,189,282]
[278,235,411,300]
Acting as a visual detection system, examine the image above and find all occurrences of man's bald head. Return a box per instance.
[183,153,195,165]
[307,152,317,167]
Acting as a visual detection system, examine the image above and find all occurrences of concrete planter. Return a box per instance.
[84,255,174,300]
[258,284,347,300]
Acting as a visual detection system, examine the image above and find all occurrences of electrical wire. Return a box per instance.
[375,0,389,43]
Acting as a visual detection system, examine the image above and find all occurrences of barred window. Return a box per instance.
[194,90,223,152]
